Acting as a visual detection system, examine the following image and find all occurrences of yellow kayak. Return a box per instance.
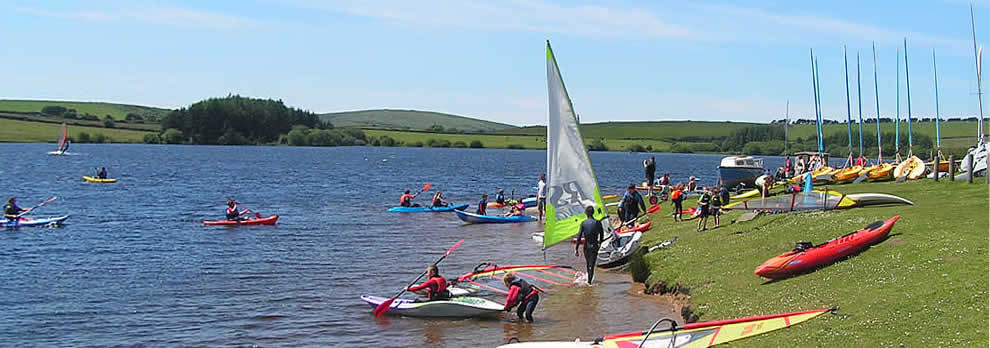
[83,176,117,183]
[831,166,864,182]
[865,163,894,181]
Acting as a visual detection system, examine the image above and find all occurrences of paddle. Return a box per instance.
[373,239,464,317]
[14,196,57,218]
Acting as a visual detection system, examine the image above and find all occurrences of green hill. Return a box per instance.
[499,121,762,139]
[319,109,515,132]
[0,99,171,121]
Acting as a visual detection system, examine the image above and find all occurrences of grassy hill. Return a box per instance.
[319,109,514,132]
[499,121,762,140]
[0,118,153,143]
[0,99,171,121]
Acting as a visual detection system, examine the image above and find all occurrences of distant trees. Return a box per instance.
[161,95,322,145]
[587,138,608,151]
[469,140,484,148]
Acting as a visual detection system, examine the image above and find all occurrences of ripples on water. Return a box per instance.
[0,144,785,346]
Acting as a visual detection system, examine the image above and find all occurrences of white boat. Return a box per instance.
[959,6,990,180]
[596,232,642,268]
[717,155,765,190]
[359,295,502,318]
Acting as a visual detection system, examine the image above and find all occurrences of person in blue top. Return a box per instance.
[617,184,646,225]
[225,200,250,220]
[495,189,506,205]
[476,194,488,215]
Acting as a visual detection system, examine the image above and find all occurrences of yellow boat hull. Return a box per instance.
[894,156,925,180]
[831,166,864,182]
[83,176,117,183]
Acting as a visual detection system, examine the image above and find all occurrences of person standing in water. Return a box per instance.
[537,173,547,221]
[407,265,450,301]
[476,194,488,215]
[502,272,540,323]
[575,206,605,284]
[643,156,657,195]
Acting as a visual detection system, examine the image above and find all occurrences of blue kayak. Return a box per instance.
[454,210,536,224]
[388,203,469,213]
[2,215,69,228]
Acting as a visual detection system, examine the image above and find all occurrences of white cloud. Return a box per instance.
[13,6,113,21]
[12,4,256,30]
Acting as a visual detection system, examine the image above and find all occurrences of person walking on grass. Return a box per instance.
[696,188,711,232]
[643,156,656,196]
[710,186,722,228]
[670,184,684,222]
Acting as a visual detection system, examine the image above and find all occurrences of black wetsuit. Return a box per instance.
[577,217,605,283]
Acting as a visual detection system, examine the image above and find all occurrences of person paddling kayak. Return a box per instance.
[476,194,488,215]
[502,272,540,323]
[400,189,420,207]
[3,197,29,222]
[407,265,450,301]
[503,203,524,217]
[575,206,604,284]
[432,191,448,207]
[225,200,250,221]
[96,167,108,179]
[495,189,506,205]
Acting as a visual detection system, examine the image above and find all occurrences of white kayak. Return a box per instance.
[360,295,503,318]
[596,232,642,268]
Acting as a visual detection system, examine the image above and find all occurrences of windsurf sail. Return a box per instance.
[597,308,832,347]
[453,263,580,295]
[56,123,68,153]
[543,41,610,248]
[723,191,856,211]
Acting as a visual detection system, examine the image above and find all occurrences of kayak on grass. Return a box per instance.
[1,215,69,228]
[754,216,900,280]
[454,210,536,224]
[203,215,279,226]
[360,295,503,318]
[496,308,832,347]
[388,203,469,213]
[82,176,117,183]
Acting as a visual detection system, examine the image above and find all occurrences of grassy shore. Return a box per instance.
[0,118,153,143]
[625,180,987,346]
[0,99,170,121]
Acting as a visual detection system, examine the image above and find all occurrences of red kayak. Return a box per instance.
[572,222,652,244]
[203,215,279,226]
[754,216,900,279]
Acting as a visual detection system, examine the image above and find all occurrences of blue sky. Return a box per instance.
[1,0,989,125]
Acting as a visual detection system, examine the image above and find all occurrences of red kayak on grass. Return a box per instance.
[572,222,652,244]
[203,215,279,226]
[754,216,900,280]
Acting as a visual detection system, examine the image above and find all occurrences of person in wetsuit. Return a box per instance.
[476,194,488,215]
[407,265,450,301]
[503,272,539,322]
[617,184,646,224]
[575,206,604,284]
[431,191,448,207]
[3,197,29,222]
[400,189,420,207]
[643,156,656,195]
[225,200,249,220]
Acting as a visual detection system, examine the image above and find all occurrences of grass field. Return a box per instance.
[0,99,171,121]
[0,118,154,143]
[364,129,686,151]
[787,121,986,143]
[320,109,515,132]
[499,121,762,140]
[625,180,987,346]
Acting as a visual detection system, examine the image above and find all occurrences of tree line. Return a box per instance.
[159,95,327,145]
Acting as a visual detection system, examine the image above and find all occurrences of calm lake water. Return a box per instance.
[0,144,784,347]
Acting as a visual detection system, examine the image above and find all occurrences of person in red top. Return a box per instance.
[502,272,539,322]
[502,203,524,217]
[407,265,450,300]
[399,189,420,207]
[225,200,249,221]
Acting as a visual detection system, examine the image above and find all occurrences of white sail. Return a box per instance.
[543,41,610,248]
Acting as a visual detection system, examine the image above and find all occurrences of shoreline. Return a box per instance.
[625,179,988,346]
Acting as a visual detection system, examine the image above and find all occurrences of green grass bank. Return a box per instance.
[0,118,153,143]
[625,180,987,346]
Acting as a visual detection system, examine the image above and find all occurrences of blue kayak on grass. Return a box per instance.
[388,203,469,213]
[454,210,536,224]
[2,215,69,228]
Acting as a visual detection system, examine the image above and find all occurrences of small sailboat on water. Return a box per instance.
[47,123,70,156]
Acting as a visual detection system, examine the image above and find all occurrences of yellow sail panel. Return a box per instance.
[601,309,829,348]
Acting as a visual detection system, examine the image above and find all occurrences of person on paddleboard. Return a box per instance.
[407,265,450,301]
[3,197,29,222]
[617,184,646,224]
[225,200,250,221]
[503,272,539,323]
[575,206,605,284]
[431,191,448,207]
[399,189,420,207]
[537,173,547,222]
[476,194,488,215]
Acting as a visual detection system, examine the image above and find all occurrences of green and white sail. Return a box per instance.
[543,41,610,249]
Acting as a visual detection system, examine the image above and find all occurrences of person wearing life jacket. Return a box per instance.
[503,272,540,322]
[400,189,420,207]
[225,200,249,220]
[670,184,684,222]
[97,167,108,179]
[503,202,524,217]
[495,189,506,205]
[476,194,488,215]
[432,191,448,207]
[407,265,450,301]
[696,188,711,232]
[3,197,29,222]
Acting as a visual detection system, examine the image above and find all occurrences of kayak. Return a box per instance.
[496,308,832,347]
[572,222,652,244]
[487,197,538,208]
[1,215,69,228]
[596,232,642,268]
[865,163,895,181]
[83,176,118,183]
[831,166,864,182]
[360,295,503,318]
[388,203,469,213]
[754,216,900,279]
[454,210,536,224]
[203,215,279,226]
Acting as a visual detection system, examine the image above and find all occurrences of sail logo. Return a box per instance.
[549,180,594,217]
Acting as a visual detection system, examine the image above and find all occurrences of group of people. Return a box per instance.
[406,265,541,323]
[399,173,550,220]
[693,185,730,232]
